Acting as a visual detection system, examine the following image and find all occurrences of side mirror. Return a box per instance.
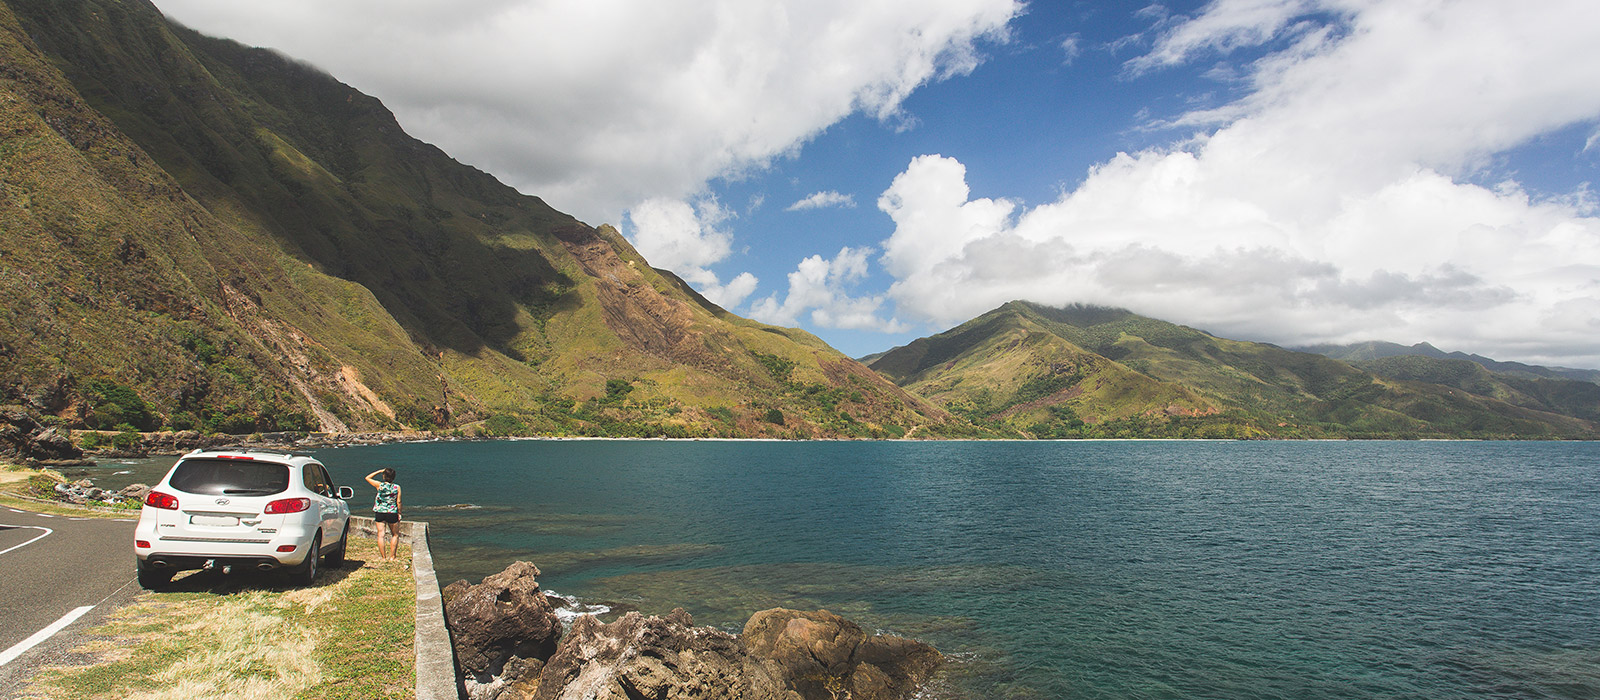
[337,486,354,500]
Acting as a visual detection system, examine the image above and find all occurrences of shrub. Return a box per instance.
[603,379,634,402]
[168,411,199,431]
[752,353,796,383]
[25,473,64,499]
[481,414,529,437]
[82,379,156,431]
[763,408,785,425]
[112,429,143,451]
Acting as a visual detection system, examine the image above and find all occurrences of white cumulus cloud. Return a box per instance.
[749,247,908,332]
[624,198,758,309]
[877,0,1600,367]
[786,191,858,211]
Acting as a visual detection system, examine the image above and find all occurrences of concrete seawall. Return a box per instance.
[350,516,458,700]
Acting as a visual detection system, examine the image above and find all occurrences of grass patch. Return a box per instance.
[18,537,414,700]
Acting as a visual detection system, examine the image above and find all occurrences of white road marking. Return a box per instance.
[0,606,95,668]
[0,524,52,556]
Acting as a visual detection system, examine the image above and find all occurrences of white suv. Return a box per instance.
[134,449,354,588]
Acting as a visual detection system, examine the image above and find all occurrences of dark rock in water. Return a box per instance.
[445,561,563,700]
[533,609,796,700]
[454,562,942,700]
[743,608,943,700]
[442,579,472,609]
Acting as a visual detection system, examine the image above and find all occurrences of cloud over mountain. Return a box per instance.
[150,0,1020,228]
[873,0,1600,367]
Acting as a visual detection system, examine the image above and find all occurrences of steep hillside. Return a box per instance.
[870,301,1600,439]
[1353,355,1600,424]
[869,304,1218,436]
[0,0,956,439]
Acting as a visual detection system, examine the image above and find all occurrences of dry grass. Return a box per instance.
[19,536,414,700]
[0,464,30,485]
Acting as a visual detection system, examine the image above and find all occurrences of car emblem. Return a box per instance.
[215,498,230,505]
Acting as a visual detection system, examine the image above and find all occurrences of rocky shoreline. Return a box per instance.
[443,562,942,700]
[1,403,453,464]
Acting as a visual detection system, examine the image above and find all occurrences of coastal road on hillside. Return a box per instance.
[0,505,139,697]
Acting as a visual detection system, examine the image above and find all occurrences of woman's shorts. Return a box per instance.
[374,512,400,523]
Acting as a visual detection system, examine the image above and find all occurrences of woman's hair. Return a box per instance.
[382,467,396,483]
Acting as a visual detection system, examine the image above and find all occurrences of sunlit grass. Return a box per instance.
[19,537,414,700]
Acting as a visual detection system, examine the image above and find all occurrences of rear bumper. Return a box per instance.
[134,521,316,569]
[139,553,291,572]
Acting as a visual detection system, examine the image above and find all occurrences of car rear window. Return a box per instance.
[168,458,290,496]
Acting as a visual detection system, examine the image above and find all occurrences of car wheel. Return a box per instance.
[324,522,349,568]
[289,533,320,586]
[136,558,172,590]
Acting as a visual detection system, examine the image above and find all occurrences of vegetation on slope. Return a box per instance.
[0,0,956,439]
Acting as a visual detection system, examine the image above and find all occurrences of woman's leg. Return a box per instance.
[386,521,401,560]
[376,520,390,560]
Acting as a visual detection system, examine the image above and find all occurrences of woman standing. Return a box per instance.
[364,468,403,561]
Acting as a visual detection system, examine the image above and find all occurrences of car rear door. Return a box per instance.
[303,463,340,545]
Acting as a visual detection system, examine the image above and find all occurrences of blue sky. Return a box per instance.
[151,0,1600,366]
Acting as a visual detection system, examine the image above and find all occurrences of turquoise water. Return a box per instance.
[93,440,1600,698]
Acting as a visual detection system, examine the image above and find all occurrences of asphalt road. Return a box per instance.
[0,505,139,697]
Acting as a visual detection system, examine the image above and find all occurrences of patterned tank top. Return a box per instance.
[374,482,400,513]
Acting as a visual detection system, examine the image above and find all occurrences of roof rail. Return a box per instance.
[193,446,307,460]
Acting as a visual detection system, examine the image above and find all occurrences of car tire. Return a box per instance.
[289,533,320,587]
[324,521,349,569]
[136,558,172,590]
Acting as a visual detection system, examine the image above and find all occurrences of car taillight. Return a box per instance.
[144,491,179,510]
[264,497,310,514]
[276,545,297,552]
[135,540,151,548]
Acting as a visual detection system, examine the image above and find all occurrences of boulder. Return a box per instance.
[444,561,563,699]
[451,563,942,700]
[30,426,80,461]
[139,430,217,454]
[442,578,472,608]
[118,483,152,501]
[533,609,797,700]
[742,609,943,700]
[0,406,84,463]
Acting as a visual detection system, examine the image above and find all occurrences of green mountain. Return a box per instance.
[1297,341,1600,384]
[0,0,956,439]
[1344,355,1600,424]
[868,301,1600,439]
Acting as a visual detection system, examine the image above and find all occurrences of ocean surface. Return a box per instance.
[90,440,1600,699]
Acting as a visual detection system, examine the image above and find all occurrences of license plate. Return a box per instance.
[190,514,240,527]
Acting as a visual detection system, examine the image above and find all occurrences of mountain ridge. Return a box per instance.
[867,301,1599,439]
[1296,340,1600,384]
